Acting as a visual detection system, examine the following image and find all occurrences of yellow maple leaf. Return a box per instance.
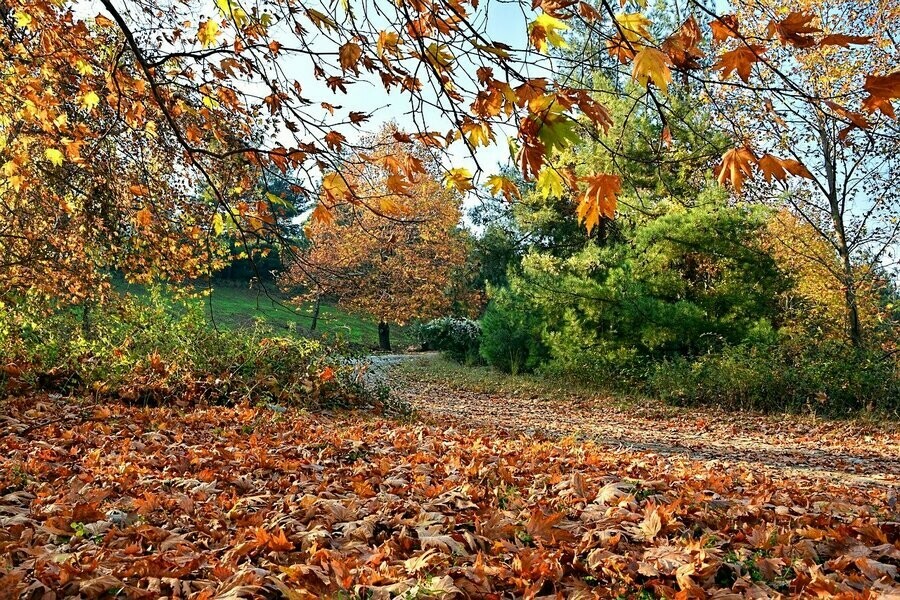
[530,13,569,53]
[198,20,220,48]
[615,13,652,43]
[463,121,494,148]
[80,91,100,111]
[486,174,521,201]
[44,148,64,167]
[444,168,473,192]
[13,10,32,29]
[322,172,352,201]
[536,167,564,199]
[631,48,672,93]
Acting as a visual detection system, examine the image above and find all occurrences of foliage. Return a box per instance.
[709,0,900,346]
[0,289,360,409]
[3,0,898,311]
[479,289,548,375]
[418,317,481,364]
[282,126,472,331]
[646,339,900,415]
[510,194,788,361]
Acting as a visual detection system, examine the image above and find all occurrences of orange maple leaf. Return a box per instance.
[716,146,757,193]
[861,71,900,118]
[709,14,739,43]
[714,45,766,83]
[819,34,872,48]
[661,16,704,70]
[768,12,820,48]
[576,174,621,233]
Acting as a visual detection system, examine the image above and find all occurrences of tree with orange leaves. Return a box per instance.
[281,126,471,350]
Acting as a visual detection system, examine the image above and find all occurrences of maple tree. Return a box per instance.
[281,126,471,351]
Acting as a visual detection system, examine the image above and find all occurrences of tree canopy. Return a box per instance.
[2,0,899,304]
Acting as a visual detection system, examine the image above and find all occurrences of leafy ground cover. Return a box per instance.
[395,355,900,486]
[2,375,900,598]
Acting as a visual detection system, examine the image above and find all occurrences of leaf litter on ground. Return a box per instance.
[0,392,899,598]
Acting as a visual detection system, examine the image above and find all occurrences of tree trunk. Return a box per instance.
[836,242,862,347]
[81,301,92,340]
[818,114,863,348]
[378,320,391,352]
[309,297,321,332]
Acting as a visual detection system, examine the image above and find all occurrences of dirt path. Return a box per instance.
[390,356,900,488]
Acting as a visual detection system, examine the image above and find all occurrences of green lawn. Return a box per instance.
[116,280,416,350]
[204,285,416,350]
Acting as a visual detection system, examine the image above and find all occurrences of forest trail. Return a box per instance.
[390,356,900,488]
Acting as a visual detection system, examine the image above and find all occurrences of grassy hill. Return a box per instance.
[117,280,416,350]
[204,285,416,350]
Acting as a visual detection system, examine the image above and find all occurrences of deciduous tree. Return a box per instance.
[282,126,470,350]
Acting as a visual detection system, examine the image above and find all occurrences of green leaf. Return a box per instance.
[538,114,579,154]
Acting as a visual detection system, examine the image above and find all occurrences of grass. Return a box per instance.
[394,353,623,402]
[120,281,416,350]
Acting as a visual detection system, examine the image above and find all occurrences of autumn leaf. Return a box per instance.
[576,174,621,233]
[639,505,663,541]
[322,172,352,201]
[615,12,652,43]
[861,71,900,118]
[529,13,569,53]
[377,31,399,58]
[714,45,766,83]
[211,213,224,236]
[135,206,152,227]
[631,48,672,93]
[709,14,739,42]
[536,166,564,198]
[198,20,220,48]
[324,131,346,151]
[44,148,64,167]
[661,16,704,70]
[13,10,32,29]
[80,91,100,111]
[444,167,473,192]
[339,42,362,73]
[819,34,872,48]
[716,146,757,192]
[768,12,820,49]
[310,203,334,225]
[463,121,494,148]
[486,174,521,201]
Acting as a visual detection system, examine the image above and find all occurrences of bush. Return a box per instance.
[479,295,547,374]
[0,288,361,409]
[645,340,900,415]
[419,316,481,364]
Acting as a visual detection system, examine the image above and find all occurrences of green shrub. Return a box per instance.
[479,295,547,374]
[418,316,481,364]
[645,340,900,415]
[0,288,362,409]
